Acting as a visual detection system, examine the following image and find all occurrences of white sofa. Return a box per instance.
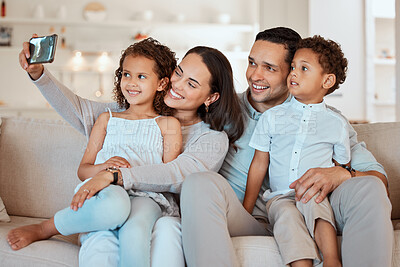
[0,117,399,266]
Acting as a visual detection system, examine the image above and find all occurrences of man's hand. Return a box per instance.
[289,166,351,204]
[19,34,44,80]
[70,170,114,211]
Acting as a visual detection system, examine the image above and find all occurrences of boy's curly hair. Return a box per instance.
[112,37,177,115]
[297,35,348,95]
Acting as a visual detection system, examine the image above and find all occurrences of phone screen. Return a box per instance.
[29,34,58,64]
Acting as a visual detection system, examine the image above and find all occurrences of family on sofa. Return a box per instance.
[7,27,393,266]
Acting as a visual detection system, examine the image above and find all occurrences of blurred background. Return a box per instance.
[0,0,398,123]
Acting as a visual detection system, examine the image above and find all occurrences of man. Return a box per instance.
[180,27,393,267]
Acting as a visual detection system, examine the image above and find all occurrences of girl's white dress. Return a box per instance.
[91,108,179,216]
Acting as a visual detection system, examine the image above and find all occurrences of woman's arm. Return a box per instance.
[19,40,119,137]
[156,116,183,163]
[34,69,118,137]
[243,150,269,214]
[120,129,229,193]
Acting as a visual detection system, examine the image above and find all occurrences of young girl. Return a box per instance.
[7,38,182,266]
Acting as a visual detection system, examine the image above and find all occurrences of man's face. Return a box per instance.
[246,40,291,111]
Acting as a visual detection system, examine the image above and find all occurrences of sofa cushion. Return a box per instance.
[0,197,10,222]
[232,236,284,266]
[353,122,400,220]
[0,117,86,218]
[0,216,79,266]
[232,235,343,267]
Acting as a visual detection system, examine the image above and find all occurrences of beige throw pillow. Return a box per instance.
[0,196,10,222]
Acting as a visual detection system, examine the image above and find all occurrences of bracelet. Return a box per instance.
[339,164,356,178]
[105,167,119,184]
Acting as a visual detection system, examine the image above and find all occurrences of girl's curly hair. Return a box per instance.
[297,35,348,95]
[112,38,177,115]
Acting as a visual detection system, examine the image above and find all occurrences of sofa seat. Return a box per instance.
[0,216,79,266]
[2,220,399,267]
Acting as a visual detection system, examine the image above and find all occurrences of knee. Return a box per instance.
[346,176,387,201]
[359,176,387,194]
[335,176,391,216]
[97,186,131,224]
[358,176,391,211]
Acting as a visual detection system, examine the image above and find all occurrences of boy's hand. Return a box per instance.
[19,34,44,80]
[70,171,114,211]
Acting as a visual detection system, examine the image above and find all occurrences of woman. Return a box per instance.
[17,38,244,266]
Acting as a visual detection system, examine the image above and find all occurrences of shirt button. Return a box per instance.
[291,169,294,171]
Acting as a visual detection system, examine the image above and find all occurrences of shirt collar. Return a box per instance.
[242,89,292,120]
[290,97,326,111]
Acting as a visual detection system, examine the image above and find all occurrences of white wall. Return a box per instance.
[259,0,308,38]
[309,0,365,121]
[0,0,259,109]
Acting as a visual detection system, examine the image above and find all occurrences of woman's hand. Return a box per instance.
[19,34,44,80]
[70,170,114,211]
[100,156,131,169]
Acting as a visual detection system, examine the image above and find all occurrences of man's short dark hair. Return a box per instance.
[255,27,301,66]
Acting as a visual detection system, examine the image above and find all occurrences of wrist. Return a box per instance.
[117,169,123,186]
[101,170,114,184]
[339,164,356,178]
[104,167,124,186]
[105,167,119,184]
[29,66,44,81]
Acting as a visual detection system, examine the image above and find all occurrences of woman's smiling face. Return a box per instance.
[164,53,212,111]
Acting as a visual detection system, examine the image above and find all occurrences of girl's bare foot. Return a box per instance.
[7,218,59,250]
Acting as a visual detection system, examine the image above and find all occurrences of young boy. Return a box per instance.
[243,35,350,267]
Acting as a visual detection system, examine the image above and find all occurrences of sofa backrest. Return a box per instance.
[0,117,398,220]
[353,122,400,220]
[0,117,86,218]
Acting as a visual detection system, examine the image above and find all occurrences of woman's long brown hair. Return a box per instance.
[184,46,245,148]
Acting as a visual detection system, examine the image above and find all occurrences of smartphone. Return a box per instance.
[28,34,58,64]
